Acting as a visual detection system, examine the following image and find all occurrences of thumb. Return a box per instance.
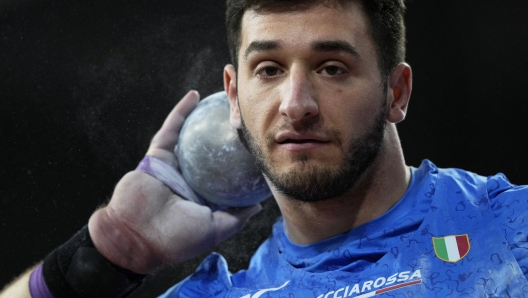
[212,204,263,245]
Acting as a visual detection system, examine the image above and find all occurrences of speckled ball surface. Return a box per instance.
[176,91,271,207]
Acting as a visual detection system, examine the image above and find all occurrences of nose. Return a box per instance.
[279,68,319,122]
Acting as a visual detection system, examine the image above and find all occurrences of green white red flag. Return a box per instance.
[432,234,470,262]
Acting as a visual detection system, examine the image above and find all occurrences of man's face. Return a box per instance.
[230,2,389,202]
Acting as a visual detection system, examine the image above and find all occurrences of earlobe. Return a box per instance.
[386,63,412,123]
[224,64,242,129]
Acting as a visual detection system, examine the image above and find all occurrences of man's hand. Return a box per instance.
[88,90,262,274]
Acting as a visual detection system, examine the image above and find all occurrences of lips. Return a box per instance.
[275,132,330,144]
[277,138,326,144]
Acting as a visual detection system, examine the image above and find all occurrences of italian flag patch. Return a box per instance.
[432,234,470,262]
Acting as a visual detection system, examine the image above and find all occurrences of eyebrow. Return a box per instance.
[243,39,361,61]
[244,40,282,60]
[311,40,361,59]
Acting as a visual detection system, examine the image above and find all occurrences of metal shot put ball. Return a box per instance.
[175,91,271,207]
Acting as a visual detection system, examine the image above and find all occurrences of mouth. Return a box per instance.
[277,138,328,145]
[274,134,331,153]
[275,132,330,144]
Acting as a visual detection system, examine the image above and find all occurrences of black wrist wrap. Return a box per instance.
[42,225,146,298]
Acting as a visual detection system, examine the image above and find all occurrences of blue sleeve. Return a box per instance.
[488,173,528,277]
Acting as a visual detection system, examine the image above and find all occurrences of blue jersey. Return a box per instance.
[159,160,528,297]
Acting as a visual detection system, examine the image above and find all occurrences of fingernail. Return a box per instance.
[190,90,200,98]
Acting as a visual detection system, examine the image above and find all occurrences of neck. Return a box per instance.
[271,124,410,245]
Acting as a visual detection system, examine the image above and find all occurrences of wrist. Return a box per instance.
[41,225,145,297]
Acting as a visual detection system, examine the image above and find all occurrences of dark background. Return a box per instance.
[1,1,527,296]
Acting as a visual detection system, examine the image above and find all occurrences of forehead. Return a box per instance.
[239,2,372,56]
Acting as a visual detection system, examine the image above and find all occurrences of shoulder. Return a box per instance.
[485,173,528,211]
[483,173,528,231]
[417,160,528,212]
[423,160,527,201]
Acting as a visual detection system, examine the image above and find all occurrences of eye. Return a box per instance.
[264,66,279,76]
[257,66,282,78]
[321,65,346,76]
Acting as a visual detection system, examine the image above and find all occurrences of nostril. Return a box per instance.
[279,102,319,121]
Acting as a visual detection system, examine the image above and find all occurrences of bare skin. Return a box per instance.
[225,2,412,244]
[0,265,35,298]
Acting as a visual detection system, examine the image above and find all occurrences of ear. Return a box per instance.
[386,63,412,123]
[224,64,242,129]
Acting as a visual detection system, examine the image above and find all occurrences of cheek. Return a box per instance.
[238,101,267,143]
[239,89,281,135]
[325,92,383,134]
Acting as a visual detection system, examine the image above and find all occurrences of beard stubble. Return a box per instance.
[239,97,387,203]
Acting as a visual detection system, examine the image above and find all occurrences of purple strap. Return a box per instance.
[135,155,207,205]
[29,264,54,298]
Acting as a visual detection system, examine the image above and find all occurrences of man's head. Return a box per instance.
[226,0,406,78]
[223,1,411,203]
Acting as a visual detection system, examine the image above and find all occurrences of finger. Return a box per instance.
[212,204,263,244]
[147,90,200,155]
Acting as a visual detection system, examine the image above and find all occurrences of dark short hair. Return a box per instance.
[225,0,406,78]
